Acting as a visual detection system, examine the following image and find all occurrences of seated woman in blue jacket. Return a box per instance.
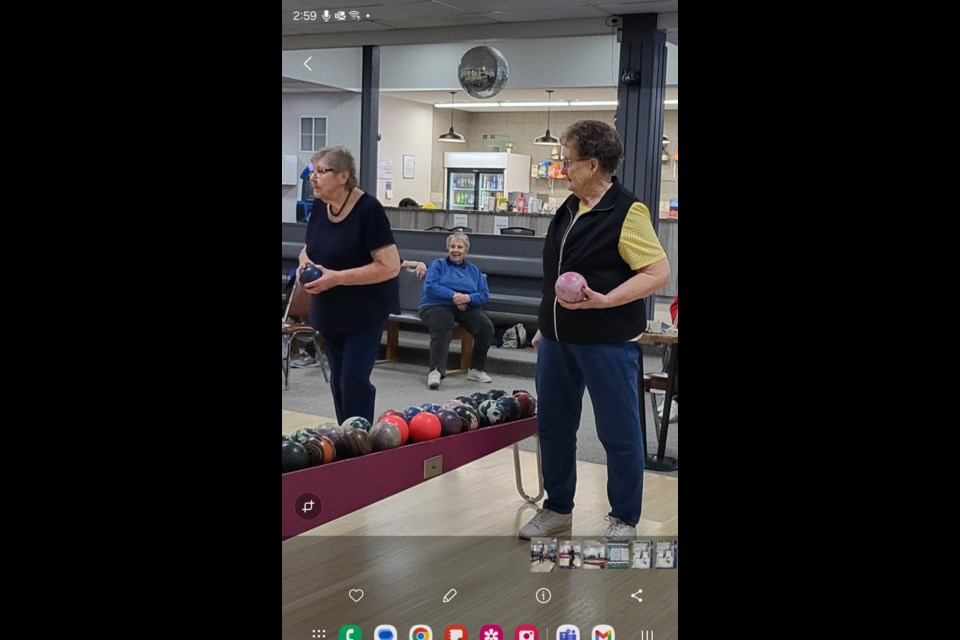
[418,232,495,389]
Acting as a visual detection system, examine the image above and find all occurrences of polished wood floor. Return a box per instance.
[282,411,678,640]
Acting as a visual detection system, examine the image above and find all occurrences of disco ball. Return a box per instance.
[458,46,510,99]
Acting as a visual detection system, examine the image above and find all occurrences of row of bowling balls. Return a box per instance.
[281,389,537,474]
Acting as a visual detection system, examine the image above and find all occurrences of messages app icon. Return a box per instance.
[591,626,614,640]
[375,625,398,640]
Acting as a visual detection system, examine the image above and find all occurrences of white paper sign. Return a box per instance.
[378,159,393,179]
[453,213,468,228]
[493,216,509,234]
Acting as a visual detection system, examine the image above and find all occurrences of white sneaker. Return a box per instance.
[601,516,636,542]
[656,397,679,423]
[427,369,441,389]
[519,508,573,539]
[467,369,492,383]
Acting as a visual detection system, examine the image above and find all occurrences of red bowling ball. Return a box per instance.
[408,412,442,442]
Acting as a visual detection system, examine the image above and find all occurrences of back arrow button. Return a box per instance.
[304,56,312,71]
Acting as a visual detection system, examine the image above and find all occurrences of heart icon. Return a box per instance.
[348,589,364,603]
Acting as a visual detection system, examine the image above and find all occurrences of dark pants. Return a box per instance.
[419,305,494,374]
[535,337,645,526]
[320,320,385,424]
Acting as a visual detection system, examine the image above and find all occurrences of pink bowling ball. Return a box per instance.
[555,271,587,303]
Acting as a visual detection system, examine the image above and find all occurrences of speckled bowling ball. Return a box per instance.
[470,392,491,407]
[513,391,538,418]
[477,398,504,426]
[435,409,463,436]
[292,427,316,443]
[379,414,410,445]
[302,435,337,466]
[313,424,350,460]
[456,395,479,409]
[496,395,521,422]
[404,406,423,423]
[282,440,310,474]
[488,389,508,399]
[441,399,464,411]
[369,421,403,451]
[340,427,373,458]
[341,416,372,432]
[453,404,480,431]
[419,402,442,414]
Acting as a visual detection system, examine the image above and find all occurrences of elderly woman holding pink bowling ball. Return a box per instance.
[521,120,670,543]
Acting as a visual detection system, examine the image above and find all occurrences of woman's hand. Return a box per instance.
[303,264,341,294]
[532,329,542,351]
[452,292,471,306]
[413,262,427,279]
[556,285,610,310]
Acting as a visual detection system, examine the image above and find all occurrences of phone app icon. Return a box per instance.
[375,625,398,640]
[410,625,432,640]
[591,626,614,640]
[340,625,362,640]
[444,624,468,640]
[557,625,579,640]
[480,625,504,640]
[515,625,538,640]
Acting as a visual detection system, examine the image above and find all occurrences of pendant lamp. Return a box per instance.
[533,90,560,145]
[438,91,465,143]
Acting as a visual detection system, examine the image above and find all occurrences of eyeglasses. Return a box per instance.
[561,157,590,168]
[311,168,336,176]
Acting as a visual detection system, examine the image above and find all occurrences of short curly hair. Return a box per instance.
[560,120,623,175]
[311,146,359,191]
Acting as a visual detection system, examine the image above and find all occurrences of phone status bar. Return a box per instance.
[291,10,371,22]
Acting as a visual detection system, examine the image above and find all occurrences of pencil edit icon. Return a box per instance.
[442,588,458,603]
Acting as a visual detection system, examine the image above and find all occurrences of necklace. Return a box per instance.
[329,188,352,217]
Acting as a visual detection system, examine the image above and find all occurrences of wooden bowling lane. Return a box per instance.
[283,410,337,434]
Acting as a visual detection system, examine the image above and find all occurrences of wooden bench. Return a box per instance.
[379,269,475,374]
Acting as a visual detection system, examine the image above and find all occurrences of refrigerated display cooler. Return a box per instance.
[444,152,531,211]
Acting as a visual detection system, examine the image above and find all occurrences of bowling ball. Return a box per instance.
[513,391,538,418]
[302,435,337,466]
[455,395,479,409]
[477,398,504,426]
[379,414,410,445]
[282,434,292,442]
[292,427,321,443]
[300,264,322,285]
[496,395,521,422]
[419,402,442,414]
[470,392,491,406]
[282,440,310,474]
[453,404,480,431]
[555,271,587,303]
[512,389,532,396]
[404,406,423,423]
[435,409,463,436]
[378,409,405,422]
[342,416,372,432]
[408,412,442,442]
[441,399,464,411]
[487,389,507,400]
[341,427,373,458]
[369,422,403,451]
[314,424,350,460]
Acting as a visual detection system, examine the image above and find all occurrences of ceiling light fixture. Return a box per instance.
[533,90,560,146]
[438,91,465,143]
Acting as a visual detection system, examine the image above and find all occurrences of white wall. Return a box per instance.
[376,97,434,206]
[281,92,363,221]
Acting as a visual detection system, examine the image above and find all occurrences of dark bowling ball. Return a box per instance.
[341,427,373,458]
[441,399,464,411]
[302,435,337,466]
[496,395,521,422]
[314,424,350,460]
[435,409,463,436]
[419,402,442,414]
[470,392,491,407]
[369,421,403,451]
[453,404,480,431]
[488,389,508,400]
[292,428,316,443]
[512,389,532,396]
[342,416,372,432]
[300,264,322,284]
[456,395,479,409]
[378,409,406,422]
[404,406,423,423]
[513,391,538,418]
[282,440,310,473]
[477,399,504,426]
[282,434,292,442]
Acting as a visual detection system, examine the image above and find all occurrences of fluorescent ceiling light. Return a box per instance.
[434,99,675,108]
[664,99,678,105]
[571,100,619,107]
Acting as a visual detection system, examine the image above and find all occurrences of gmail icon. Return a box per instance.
[591,626,614,640]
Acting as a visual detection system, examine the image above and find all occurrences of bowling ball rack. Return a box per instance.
[282,416,542,540]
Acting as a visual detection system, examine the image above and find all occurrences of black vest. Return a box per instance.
[538,177,646,343]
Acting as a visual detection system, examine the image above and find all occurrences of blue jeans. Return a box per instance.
[320,320,386,424]
[535,337,644,526]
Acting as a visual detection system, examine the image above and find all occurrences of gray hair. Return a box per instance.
[561,120,624,175]
[446,232,470,251]
[311,146,359,190]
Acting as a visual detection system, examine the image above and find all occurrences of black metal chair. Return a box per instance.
[499,226,536,236]
[424,226,450,231]
[449,226,473,233]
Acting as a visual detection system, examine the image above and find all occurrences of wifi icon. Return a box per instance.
[348,10,361,20]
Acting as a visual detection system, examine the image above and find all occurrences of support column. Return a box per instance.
[359,45,380,194]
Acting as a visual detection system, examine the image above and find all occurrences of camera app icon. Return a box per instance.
[515,625,539,640]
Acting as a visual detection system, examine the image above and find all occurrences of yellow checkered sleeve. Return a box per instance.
[619,202,667,270]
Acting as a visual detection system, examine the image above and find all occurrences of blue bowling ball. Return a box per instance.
[300,264,323,284]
